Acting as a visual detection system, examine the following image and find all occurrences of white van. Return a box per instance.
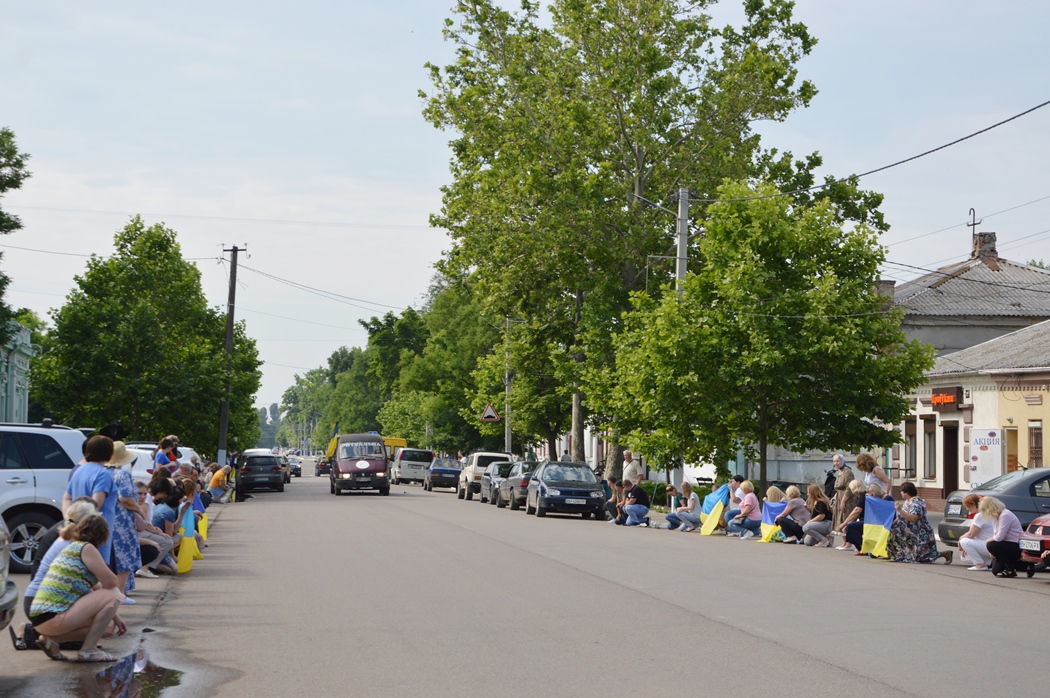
[391,448,434,485]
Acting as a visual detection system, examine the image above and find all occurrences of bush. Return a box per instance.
[640,480,667,505]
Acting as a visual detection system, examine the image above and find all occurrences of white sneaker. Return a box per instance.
[136,569,159,579]
[740,530,755,540]
[121,597,136,605]
[967,565,989,571]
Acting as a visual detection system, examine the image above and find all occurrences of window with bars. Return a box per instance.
[1030,423,1043,469]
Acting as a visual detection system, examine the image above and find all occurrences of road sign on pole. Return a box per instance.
[481,403,500,422]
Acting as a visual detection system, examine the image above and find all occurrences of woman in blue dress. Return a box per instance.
[107,443,144,600]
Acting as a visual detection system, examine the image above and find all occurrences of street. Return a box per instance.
[4,462,1049,697]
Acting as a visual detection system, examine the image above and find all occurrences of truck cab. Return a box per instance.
[331,434,390,496]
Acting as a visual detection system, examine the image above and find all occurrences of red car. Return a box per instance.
[1019,513,1050,573]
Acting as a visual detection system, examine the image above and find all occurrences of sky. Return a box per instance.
[1,1,1049,410]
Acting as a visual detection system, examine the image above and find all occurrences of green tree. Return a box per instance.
[610,181,935,490]
[327,346,384,435]
[0,129,33,342]
[361,309,429,399]
[33,216,262,451]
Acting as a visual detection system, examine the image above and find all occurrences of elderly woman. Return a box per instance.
[28,514,127,662]
[855,453,893,501]
[887,481,952,564]
[831,454,856,535]
[726,480,762,539]
[958,493,995,571]
[774,486,811,544]
[980,496,1025,577]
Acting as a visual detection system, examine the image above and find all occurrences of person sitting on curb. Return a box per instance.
[623,477,651,527]
[726,480,762,539]
[666,482,701,532]
[134,481,175,578]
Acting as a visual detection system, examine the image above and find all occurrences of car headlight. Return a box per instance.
[591,490,604,498]
[375,472,386,477]
[545,488,561,496]
[341,473,352,479]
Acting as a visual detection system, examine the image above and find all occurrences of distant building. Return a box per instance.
[0,322,36,422]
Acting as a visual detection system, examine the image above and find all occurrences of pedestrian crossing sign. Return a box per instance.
[480,403,500,421]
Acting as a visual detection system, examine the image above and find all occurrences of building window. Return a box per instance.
[923,418,937,480]
[1030,422,1043,469]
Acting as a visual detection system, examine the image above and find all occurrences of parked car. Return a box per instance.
[331,434,390,496]
[235,453,286,495]
[391,448,435,485]
[939,467,1050,546]
[1020,513,1050,568]
[280,455,292,483]
[288,456,302,477]
[0,517,17,633]
[525,461,606,519]
[458,451,512,501]
[498,461,540,510]
[480,461,514,505]
[317,457,331,476]
[424,458,462,491]
[0,422,86,573]
[125,448,159,485]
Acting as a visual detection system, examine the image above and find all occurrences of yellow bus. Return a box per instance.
[383,436,407,461]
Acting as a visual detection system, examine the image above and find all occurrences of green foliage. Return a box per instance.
[608,181,935,490]
[639,480,667,506]
[33,216,262,451]
[0,128,33,343]
[256,402,282,448]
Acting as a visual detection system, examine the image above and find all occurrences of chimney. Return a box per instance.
[972,232,998,260]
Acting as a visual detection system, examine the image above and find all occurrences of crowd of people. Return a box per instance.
[603,451,1045,577]
[8,433,230,663]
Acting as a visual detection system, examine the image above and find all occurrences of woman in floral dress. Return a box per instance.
[107,443,144,598]
[887,481,952,564]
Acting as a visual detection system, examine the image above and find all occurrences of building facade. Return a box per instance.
[0,322,37,423]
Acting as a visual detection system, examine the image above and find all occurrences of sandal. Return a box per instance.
[40,635,67,661]
[77,649,115,663]
[9,625,26,651]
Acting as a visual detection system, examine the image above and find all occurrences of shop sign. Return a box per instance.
[931,387,963,412]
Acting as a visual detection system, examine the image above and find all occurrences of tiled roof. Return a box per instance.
[928,319,1050,375]
[894,257,1050,317]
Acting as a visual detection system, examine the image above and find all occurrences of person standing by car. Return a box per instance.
[154,437,176,474]
[958,493,995,570]
[980,496,1025,577]
[623,477,650,527]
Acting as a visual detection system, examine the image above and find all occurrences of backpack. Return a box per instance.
[823,469,837,499]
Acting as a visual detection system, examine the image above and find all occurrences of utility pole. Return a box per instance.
[216,244,244,469]
[504,316,512,454]
[676,187,689,297]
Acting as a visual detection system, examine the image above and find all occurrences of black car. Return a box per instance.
[425,458,462,491]
[939,467,1050,546]
[480,461,515,505]
[288,457,302,477]
[316,457,331,477]
[236,454,285,495]
[497,461,540,510]
[525,461,606,519]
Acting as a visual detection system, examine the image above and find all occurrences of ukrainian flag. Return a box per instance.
[861,496,896,559]
[700,484,730,536]
[325,422,340,459]
[760,501,787,542]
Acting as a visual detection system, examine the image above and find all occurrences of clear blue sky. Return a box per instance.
[2,1,1049,409]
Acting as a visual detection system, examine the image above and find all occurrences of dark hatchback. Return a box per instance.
[424,458,462,491]
[236,454,286,495]
[481,461,514,505]
[498,461,540,510]
[525,461,606,519]
[939,467,1050,546]
[316,457,331,477]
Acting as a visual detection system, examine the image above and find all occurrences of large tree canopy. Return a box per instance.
[34,217,262,452]
[0,128,33,342]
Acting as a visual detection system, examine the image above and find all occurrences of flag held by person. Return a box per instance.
[861,496,896,558]
[761,501,787,542]
[700,484,729,535]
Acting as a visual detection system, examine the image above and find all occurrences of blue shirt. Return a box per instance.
[65,462,116,563]
[152,502,177,531]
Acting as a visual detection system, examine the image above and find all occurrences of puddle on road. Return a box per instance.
[77,649,183,698]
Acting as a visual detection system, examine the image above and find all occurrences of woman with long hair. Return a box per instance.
[802,484,834,547]
[28,514,127,662]
[855,453,893,500]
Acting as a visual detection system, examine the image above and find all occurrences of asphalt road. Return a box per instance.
[5,464,1049,697]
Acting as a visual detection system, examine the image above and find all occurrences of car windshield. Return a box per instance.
[432,458,461,470]
[246,456,277,467]
[401,449,433,462]
[978,470,1029,492]
[476,454,510,470]
[542,465,597,483]
[339,441,385,459]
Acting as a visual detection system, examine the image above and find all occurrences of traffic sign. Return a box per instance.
[480,403,500,422]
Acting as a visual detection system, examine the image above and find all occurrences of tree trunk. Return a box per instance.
[606,441,626,481]
[571,390,586,464]
[545,428,558,460]
[758,398,768,494]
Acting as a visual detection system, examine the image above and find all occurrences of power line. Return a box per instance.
[237,263,407,312]
[7,205,432,231]
[887,193,1050,248]
[0,242,219,262]
[262,360,317,370]
[239,306,369,332]
[693,97,1050,204]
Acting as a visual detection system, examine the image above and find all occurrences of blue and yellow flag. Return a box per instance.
[760,501,787,542]
[700,484,730,535]
[861,496,896,558]
[325,422,340,459]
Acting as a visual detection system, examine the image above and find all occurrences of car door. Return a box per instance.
[18,432,78,510]
[0,432,34,514]
[1029,475,1050,524]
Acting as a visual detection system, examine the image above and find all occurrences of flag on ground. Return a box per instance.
[760,501,787,542]
[861,496,896,558]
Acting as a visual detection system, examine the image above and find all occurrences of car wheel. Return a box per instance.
[535,502,546,517]
[457,483,465,499]
[491,490,499,506]
[496,491,507,508]
[277,482,285,492]
[582,512,592,520]
[480,488,488,504]
[510,495,520,511]
[525,496,535,515]
[465,485,473,501]
[330,480,336,494]
[6,511,58,574]
[381,488,390,496]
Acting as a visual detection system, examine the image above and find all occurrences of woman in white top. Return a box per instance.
[958,493,994,570]
[855,453,892,500]
[670,483,701,532]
